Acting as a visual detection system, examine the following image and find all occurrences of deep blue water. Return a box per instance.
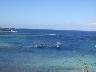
[0,29,96,70]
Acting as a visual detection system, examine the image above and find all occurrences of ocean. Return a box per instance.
[0,29,96,72]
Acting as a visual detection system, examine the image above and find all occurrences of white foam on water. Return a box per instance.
[48,34,56,36]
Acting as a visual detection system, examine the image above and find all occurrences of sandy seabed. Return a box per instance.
[0,65,96,72]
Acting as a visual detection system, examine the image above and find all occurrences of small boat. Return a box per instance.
[55,42,62,48]
[35,45,44,48]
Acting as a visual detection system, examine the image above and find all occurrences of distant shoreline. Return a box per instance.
[0,28,16,32]
[16,28,96,32]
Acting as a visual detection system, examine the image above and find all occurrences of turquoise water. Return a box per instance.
[0,29,96,72]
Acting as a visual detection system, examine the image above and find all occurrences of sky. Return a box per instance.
[0,0,96,31]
